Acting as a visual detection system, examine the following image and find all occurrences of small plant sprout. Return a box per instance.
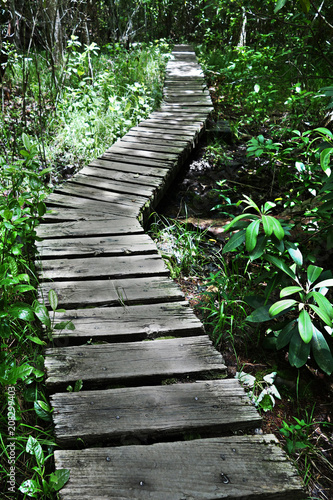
[235,371,281,412]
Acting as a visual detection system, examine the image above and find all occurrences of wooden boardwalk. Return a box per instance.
[37,45,305,499]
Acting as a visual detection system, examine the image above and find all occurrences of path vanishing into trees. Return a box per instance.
[36,45,305,499]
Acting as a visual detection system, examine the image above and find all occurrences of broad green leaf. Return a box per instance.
[311,326,333,375]
[270,217,285,240]
[309,304,332,327]
[308,291,333,320]
[276,322,297,350]
[19,479,40,497]
[307,265,323,285]
[22,133,32,151]
[243,194,260,213]
[223,214,257,233]
[8,303,34,321]
[246,305,272,323]
[48,289,58,312]
[246,219,260,252]
[286,243,303,266]
[314,127,333,139]
[34,401,52,421]
[249,235,268,261]
[8,363,34,384]
[269,299,297,317]
[49,469,70,492]
[274,0,287,13]
[289,330,311,368]
[26,436,44,466]
[313,279,333,289]
[222,229,246,253]
[74,379,83,392]
[298,309,313,343]
[34,303,51,328]
[320,148,332,176]
[265,255,296,280]
[262,215,273,236]
[280,286,303,298]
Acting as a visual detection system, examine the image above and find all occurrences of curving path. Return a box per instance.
[37,45,305,499]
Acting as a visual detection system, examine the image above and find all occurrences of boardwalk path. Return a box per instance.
[37,45,305,499]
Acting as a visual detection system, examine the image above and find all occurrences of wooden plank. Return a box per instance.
[78,165,162,186]
[54,435,305,500]
[90,158,169,177]
[129,126,195,140]
[36,233,157,258]
[106,144,179,162]
[46,193,140,218]
[45,336,226,388]
[42,207,118,223]
[163,90,211,96]
[39,276,185,309]
[50,301,204,340]
[68,174,155,198]
[54,183,147,208]
[120,133,191,149]
[50,380,259,446]
[99,153,174,168]
[112,139,184,155]
[37,218,143,239]
[38,254,168,281]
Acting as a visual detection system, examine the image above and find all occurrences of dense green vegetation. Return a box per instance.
[1,0,332,498]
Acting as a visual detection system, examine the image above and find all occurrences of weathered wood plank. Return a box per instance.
[90,158,169,176]
[45,336,226,388]
[37,218,144,239]
[99,152,174,168]
[39,276,185,309]
[50,380,259,446]
[120,133,191,149]
[128,126,195,140]
[106,144,179,162]
[46,192,140,218]
[54,182,147,207]
[54,435,305,500]
[50,301,204,340]
[36,233,157,258]
[79,165,162,186]
[113,139,184,155]
[68,174,155,198]
[42,207,118,223]
[38,254,168,281]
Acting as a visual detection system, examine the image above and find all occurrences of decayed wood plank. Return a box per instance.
[39,275,185,309]
[54,182,148,207]
[38,254,168,281]
[78,165,162,186]
[42,207,120,222]
[51,301,204,340]
[54,435,305,500]
[36,233,157,258]
[45,336,226,388]
[50,380,259,446]
[37,218,144,239]
[90,158,169,176]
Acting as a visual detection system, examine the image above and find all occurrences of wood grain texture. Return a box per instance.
[100,152,174,168]
[78,165,163,186]
[38,254,168,281]
[39,275,185,309]
[90,158,169,176]
[45,336,226,388]
[37,218,144,239]
[50,301,204,340]
[54,435,305,500]
[68,174,155,198]
[37,233,157,258]
[50,380,259,446]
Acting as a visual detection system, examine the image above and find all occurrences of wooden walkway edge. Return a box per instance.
[37,45,306,499]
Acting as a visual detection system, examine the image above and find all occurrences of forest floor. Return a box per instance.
[153,131,333,500]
